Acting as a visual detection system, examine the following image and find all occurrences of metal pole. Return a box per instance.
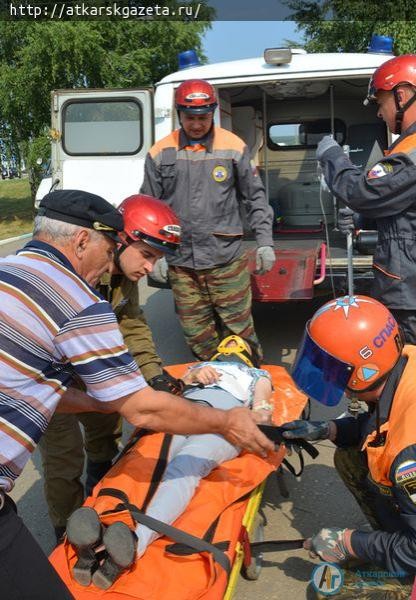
[346,230,354,297]
[262,90,269,202]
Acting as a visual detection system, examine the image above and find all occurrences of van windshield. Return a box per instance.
[62,99,142,155]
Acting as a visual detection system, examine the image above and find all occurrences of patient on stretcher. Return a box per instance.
[66,335,274,590]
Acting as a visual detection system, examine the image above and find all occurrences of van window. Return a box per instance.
[268,118,346,149]
[62,99,142,155]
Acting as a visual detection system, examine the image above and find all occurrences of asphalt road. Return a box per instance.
[1,239,365,599]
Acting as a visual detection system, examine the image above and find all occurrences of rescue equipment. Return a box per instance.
[50,364,310,599]
[292,295,403,406]
[118,194,181,255]
[210,335,255,368]
[175,79,218,114]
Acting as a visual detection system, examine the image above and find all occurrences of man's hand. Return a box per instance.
[222,407,274,457]
[150,257,168,284]
[338,207,355,235]
[304,528,356,563]
[255,246,276,275]
[280,420,331,441]
[316,135,340,161]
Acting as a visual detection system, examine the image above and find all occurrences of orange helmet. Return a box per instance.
[292,295,403,406]
[364,54,416,133]
[118,194,181,255]
[175,79,217,114]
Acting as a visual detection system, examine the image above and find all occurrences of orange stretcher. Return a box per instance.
[50,364,308,600]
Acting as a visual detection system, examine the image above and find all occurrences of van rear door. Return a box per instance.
[51,88,153,206]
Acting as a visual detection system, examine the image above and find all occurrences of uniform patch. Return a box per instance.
[212,165,228,182]
[367,162,393,180]
[395,460,416,503]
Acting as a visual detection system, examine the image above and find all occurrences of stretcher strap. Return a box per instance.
[282,453,304,478]
[96,489,231,574]
[258,424,319,459]
[141,433,172,512]
[126,502,231,574]
[166,538,306,555]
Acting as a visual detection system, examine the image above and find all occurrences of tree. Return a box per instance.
[0,9,212,198]
[286,0,416,54]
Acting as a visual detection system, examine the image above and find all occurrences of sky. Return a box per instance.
[202,21,302,63]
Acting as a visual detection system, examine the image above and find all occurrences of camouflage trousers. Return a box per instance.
[39,411,122,528]
[334,447,404,533]
[309,447,413,598]
[168,253,263,363]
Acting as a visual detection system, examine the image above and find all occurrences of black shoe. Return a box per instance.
[54,525,66,545]
[66,507,102,586]
[92,522,137,590]
[85,459,113,496]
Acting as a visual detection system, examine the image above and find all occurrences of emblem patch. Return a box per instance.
[367,162,393,180]
[356,363,379,382]
[212,165,228,182]
[395,460,416,504]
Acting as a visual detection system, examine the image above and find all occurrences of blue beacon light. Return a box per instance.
[178,50,201,70]
[367,35,394,55]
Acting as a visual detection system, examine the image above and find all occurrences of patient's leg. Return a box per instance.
[135,391,241,557]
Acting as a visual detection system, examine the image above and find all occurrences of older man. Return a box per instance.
[0,189,272,599]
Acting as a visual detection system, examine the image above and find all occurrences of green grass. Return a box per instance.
[0,178,34,240]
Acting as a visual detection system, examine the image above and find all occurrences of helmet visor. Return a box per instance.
[292,327,353,406]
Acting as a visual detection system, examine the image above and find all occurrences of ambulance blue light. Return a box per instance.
[367,35,394,55]
[178,50,200,70]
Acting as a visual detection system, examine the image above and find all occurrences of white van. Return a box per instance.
[37,43,393,302]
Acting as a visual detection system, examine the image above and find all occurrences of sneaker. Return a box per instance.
[92,522,137,590]
[66,507,102,586]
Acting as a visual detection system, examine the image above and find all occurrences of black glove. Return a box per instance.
[280,420,330,441]
[148,370,184,395]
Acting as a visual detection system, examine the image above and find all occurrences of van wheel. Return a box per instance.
[241,514,264,581]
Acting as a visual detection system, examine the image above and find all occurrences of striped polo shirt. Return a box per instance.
[0,241,146,489]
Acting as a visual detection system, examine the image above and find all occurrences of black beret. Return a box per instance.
[38,190,123,240]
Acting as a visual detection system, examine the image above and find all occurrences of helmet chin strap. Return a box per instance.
[393,87,416,134]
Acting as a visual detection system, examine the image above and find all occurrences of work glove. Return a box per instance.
[338,206,355,235]
[304,528,356,563]
[150,256,168,284]
[280,419,330,441]
[316,135,340,161]
[255,246,276,275]
[148,370,184,395]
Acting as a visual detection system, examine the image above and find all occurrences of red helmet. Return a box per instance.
[365,54,416,104]
[292,295,403,406]
[118,194,181,255]
[175,79,217,114]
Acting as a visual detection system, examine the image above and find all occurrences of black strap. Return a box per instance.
[126,503,231,574]
[258,424,319,460]
[166,538,305,556]
[282,451,305,478]
[113,429,152,463]
[97,487,129,505]
[141,434,173,512]
[94,488,230,574]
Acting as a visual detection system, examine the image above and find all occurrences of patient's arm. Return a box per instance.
[182,365,221,386]
[251,376,274,424]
